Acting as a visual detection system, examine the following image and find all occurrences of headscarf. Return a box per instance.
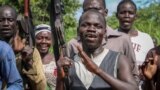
[35,24,51,36]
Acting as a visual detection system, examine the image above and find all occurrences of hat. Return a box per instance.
[35,24,51,36]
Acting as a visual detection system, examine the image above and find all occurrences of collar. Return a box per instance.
[106,26,122,38]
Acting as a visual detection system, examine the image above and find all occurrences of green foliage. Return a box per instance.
[107,3,160,45]
[107,14,119,29]
[134,4,160,45]
[0,0,81,41]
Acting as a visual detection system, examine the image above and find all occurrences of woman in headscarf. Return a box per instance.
[35,24,57,90]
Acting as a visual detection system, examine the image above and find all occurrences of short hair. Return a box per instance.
[83,0,106,10]
[0,5,17,19]
[79,9,106,28]
[117,0,137,12]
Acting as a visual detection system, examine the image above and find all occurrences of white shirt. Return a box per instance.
[131,31,154,66]
[74,49,109,89]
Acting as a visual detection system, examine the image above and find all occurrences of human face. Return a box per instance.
[79,13,106,50]
[117,3,136,31]
[0,8,17,39]
[35,31,52,54]
[83,0,107,16]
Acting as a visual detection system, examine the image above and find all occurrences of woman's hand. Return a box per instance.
[141,48,159,80]
[13,30,25,52]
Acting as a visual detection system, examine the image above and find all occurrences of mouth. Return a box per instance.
[39,44,49,51]
[0,29,11,33]
[84,34,97,42]
[122,20,131,25]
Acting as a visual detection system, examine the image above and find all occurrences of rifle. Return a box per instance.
[50,0,70,90]
[17,0,35,48]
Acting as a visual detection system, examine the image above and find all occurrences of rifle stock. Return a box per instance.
[17,0,35,47]
[50,0,70,90]
[50,0,65,61]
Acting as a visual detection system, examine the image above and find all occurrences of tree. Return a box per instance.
[107,3,160,44]
[134,3,160,45]
[0,0,81,41]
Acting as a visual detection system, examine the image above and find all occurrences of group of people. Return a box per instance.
[0,0,159,90]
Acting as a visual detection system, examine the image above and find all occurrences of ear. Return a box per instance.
[116,12,118,18]
[77,26,79,36]
[104,9,108,16]
[104,28,107,33]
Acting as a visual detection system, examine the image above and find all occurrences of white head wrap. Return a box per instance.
[35,24,51,36]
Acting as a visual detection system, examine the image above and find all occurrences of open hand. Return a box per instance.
[13,30,25,52]
[141,49,159,80]
[77,45,101,75]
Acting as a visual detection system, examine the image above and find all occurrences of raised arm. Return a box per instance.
[141,46,160,90]
[77,46,138,90]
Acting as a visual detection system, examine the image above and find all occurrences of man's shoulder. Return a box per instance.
[0,41,11,53]
[67,37,81,47]
[0,41,13,62]
[138,30,152,39]
[68,37,78,44]
[118,33,131,41]
[0,40,9,47]
[136,31,153,44]
[107,28,130,41]
[108,31,131,43]
[107,28,121,37]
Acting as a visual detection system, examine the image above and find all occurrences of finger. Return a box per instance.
[77,45,83,54]
[141,59,150,70]
[147,51,158,65]
[15,29,19,36]
[148,57,154,65]
[63,66,69,74]
[153,55,158,65]
[62,58,71,74]
[76,45,91,64]
[143,59,149,65]
[59,48,64,59]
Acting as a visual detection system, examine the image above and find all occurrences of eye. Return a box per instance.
[0,18,2,22]
[8,18,14,22]
[46,37,51,41]
[129,11,135,15]
[36,36,42,40]
[119,11,125,14]
[80,23,87,27]
[97,25,103,29]
[95,24,103,29]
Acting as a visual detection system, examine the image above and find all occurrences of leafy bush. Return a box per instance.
[0,0,81,41]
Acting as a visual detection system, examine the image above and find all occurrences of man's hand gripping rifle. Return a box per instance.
[50,1,70,88]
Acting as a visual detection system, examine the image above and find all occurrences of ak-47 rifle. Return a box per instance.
[50,0,65,60]
[50,0,70,90]
[17,0,35,48]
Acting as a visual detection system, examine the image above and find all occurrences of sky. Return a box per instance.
[75,0,160,20]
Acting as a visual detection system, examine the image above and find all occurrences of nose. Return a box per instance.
[41,38,47,43]
[124,12,129,18]
[3,19,9,26]
[87,25,96,33]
